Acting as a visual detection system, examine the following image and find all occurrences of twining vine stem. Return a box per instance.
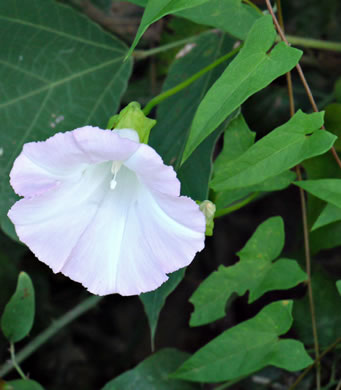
[270,0,321,387]
[265,0,341,170]
[142,45,241,116]
[288,336,341,390]
[0,295,103,378]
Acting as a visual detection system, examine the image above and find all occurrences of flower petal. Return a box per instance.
[8,127,206,296]
[8,162,112,272]
[10,127,139,197]
[124,143,180,196]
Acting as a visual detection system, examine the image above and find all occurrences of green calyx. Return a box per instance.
[107,102,156,144]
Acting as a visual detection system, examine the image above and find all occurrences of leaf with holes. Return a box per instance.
[0,0,132,238]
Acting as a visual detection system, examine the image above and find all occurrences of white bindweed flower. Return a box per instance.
[8,127,206,296]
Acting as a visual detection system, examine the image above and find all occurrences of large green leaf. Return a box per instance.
[127,0,210,57]
[127,0,260,40]
[1,272,35,343]
[211,111,335,192]
[102,348,199,390]
[172,301,312,382]
[140,269,185,348]
[182,15,302,162]
[189,217,306,326]
[212,113,295,210]
[176,0,260,40]
[0,0,132,234]
[149,32,235,169]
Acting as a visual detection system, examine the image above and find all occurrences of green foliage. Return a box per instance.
[296,179,341,208]
[294,269,341,347]
[211,111,335,192]
[1,272,35,343]
[102,348,199,390]
[212,114,296,210]
[325,103,341,151]
[149,32,237,201]
[182,15,302,162]
[127,0,210,57]
[190,217,307,326]
[4,380,44,390]
[128,0,261,40]
[337,280,341,295]
[149,32,235,168]
[176,0,261,40]
[0,0,132,237]
[172,301,312,382]
[140,269,185,346]
[312,203,341,230]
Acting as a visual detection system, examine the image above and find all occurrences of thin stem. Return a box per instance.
[133,30,216,59]
[285,35,341,52]
[132,27,341,61]
[295,157,321,390]
[265,0,341,169]
[0,295,103,378]
[215,192,258,218]
[271,0,321,387]
[289,336,341,390]
[276,0,295,117]
[142,45,241,116]
[9,343,26,380]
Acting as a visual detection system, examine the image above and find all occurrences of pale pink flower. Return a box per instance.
[8,127,205,296]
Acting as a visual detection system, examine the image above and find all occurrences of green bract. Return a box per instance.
[107,102,156,144]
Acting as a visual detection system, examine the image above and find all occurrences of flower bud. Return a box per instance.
[199,200,216,236]
[107,102,156,144]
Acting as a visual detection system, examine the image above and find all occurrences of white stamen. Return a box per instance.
[110,161,122,190]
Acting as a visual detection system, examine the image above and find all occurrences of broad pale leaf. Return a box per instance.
[211,111,335,192]
[337,280,341,295]
[182,15,302,162]
[127,0,210,57]
[172,301,312,382]
[1,272,35,343]
[189,217,306,326]
[0,0,132,235]
[102,348,199,390]
[140,269,185,347]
